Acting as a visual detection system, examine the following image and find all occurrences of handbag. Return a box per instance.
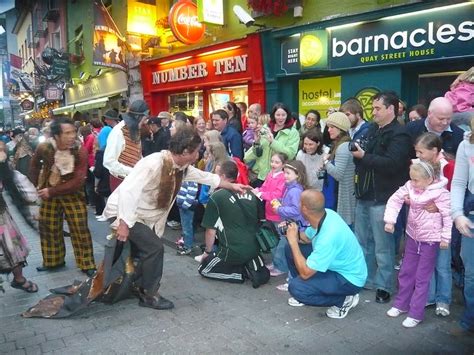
[230,192,280,253]
[244,255,270,288]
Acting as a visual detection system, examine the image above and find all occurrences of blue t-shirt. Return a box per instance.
[98,126,112,150]
[306,209,367,287]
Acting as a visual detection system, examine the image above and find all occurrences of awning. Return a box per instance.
[52,97,109,115]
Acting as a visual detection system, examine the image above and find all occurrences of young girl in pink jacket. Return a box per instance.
[384,161,452,328]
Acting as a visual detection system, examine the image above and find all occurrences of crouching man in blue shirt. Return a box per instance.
[284,189,368,319]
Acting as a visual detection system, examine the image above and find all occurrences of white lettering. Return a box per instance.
[390,31,407,50]
[332,37,347,57]
[213,55,248,75]
[373,34,389,52]
[409,28,426,47]
[428,22,436,45]
[458,21,474,41]
[348,38,363,55]
[436,24,456,43]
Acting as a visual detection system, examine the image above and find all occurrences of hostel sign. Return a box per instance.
[330,4,474,69]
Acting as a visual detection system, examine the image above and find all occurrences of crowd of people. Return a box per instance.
[0,69,473,336]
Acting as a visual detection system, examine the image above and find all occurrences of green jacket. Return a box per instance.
[244,125,300,181]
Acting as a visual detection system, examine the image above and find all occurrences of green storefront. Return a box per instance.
[262,1,474,120]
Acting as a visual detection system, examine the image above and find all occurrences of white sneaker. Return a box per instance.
[96,216,108,222]
[194,254,203,263]
[326,294,360,319]
[435,303,450,317]
[402,317,421,328]
[288,297,304,307]
[276,283,289,291]
[386,307,407,318]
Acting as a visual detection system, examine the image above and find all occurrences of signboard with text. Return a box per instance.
[281,35,300,75]
[330,4,474,69]
[300,30,328,71]
[169,0,206,44]
[197,0,224,25]
[298,76,341,118]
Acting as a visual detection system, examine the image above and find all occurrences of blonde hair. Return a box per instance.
[410,160,441,181]
[208,141,229,172]
[204,129,222,145]
[258,113,270,127]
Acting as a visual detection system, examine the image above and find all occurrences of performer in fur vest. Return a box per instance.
[29,116,96,277]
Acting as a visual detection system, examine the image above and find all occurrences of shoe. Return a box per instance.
[276,283,288,291]
[167,220,182,230]
[36,262,65,272]
[288,297,304,307]
[326,294,360,319]
[138,292,174,310]
[194,254,204,263]
[82,268,97,277]
[270,268,285,277]
[177,246,192,256]
[96,216,108,222]
[394,259,402,270]
[375,289,391,303]
[402,317,421,328]
[435,303,450,317]
[386,307,407,318]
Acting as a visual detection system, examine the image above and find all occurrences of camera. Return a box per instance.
[260,127,268,136]
[317,169,327,180]
[278,220,303,235]
[233,5,255,26]
[349,137,368,152]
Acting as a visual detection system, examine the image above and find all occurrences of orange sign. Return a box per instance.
[169,0,206,45]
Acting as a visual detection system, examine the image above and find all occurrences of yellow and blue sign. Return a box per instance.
[300,31,328,71]
[298,76,341,118]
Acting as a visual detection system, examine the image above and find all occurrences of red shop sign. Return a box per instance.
[169,0,206,45]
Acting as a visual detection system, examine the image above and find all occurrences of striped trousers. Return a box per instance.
[39,192,96,270]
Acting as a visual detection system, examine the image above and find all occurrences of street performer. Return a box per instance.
[23,126,249,318]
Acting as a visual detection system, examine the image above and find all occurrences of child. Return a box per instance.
[384,161,452,328]
[176,181,199,255]
[242,116,258,151]
[414,133,455,316]
[252,152,287,223]
[272,160,308,285]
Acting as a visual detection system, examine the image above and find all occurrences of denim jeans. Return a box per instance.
[354,200,395,293]
[179,207,195,249]
[427,247,452,304]
[272,237,289,273]
[285,243,361,307]
[460,215,474,331]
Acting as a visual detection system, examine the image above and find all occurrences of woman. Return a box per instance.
[0,141,38,293]
[320,112,355,226]
[194,117,207,161]
[224,102,243,134]
[450,117,474,335]
[244,102,300,187]
[296,129,325,191]
[299,110,322,136]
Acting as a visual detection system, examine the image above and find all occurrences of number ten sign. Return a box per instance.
[169,0,206,45]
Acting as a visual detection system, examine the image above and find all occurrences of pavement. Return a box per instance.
[1,192,474,354]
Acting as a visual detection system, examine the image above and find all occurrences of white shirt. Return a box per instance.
[103,150,220,237]
[103,121,137,178]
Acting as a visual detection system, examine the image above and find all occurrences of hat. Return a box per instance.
[326,112,350,132]
[147,116,161,125]
[157,111,172,120]
[128,100,149,116]
[103,109,120,121]
[12,127,25,137]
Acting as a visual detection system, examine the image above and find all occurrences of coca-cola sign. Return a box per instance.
[169,0,205,45]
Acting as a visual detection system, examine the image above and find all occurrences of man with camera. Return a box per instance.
[284,189,367,319]
[351,91,412,304]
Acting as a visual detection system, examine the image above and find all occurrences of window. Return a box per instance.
[74,25,83,56]
[51,31,61,50]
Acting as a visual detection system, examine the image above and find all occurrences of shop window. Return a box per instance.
[418,72,462,107]
[209,85,248,112]
[51,31,61,50]
[169,91,203,118]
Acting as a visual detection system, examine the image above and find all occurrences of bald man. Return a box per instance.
[407,97,464,157]
[247,103,262,121]
[284,190,367,319]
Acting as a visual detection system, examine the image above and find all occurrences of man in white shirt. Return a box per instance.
[103,127,249,310]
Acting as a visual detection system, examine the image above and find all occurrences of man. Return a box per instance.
[103,127,249,310]
[211,109,243,159]
[104,100,149,191]
[247,103,262,121]
[142,112,171,157]
[351,91,411,303]
[97,109,120,151]
[198,160,264,284]
[29,116,96,276]
[6,127,24,155]
[406,97,464,157]
[340,98,370,141]
[284,190,367,319]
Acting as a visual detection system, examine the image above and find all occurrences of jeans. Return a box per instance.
[354,200,395,293]
[427,247,452,304]
[285,243,361,307]
[272,237,289,273]
[460,215,474,331]
[179,207,195,249]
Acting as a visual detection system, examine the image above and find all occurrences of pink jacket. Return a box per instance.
[384,178,452,244]
[256,170,286,222]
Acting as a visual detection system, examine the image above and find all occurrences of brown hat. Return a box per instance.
[326,112,350,132]
[157,111,172,120]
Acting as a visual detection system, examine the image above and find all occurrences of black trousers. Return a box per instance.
[128,222,164,294]
[198,253,245,284]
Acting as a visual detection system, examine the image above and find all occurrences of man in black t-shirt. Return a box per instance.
[198,160,261,283]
